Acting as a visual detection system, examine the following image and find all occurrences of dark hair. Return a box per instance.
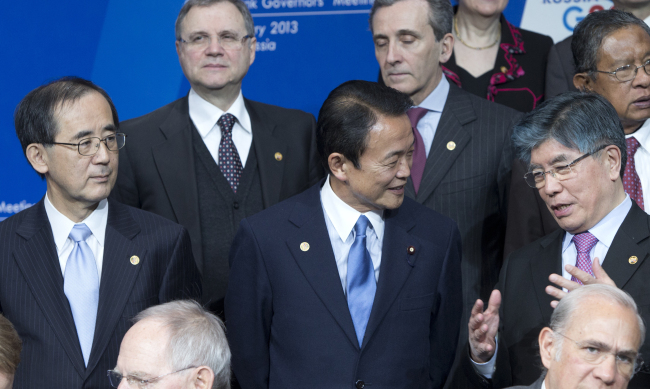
[14,77,119,177]
[176,0,255,39]
[317,80,413,173]
[512,92,626,178]
[14,77,119,178]
[369,0,453,41]
[0,315,21,376]
[572,9,650,76]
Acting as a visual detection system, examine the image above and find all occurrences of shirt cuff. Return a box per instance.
[470,336,498,379]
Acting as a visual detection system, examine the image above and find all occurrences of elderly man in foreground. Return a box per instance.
[110,300,231,389]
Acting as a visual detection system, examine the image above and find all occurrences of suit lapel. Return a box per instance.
[13,200,86,376]
[415,84,474,203]
[85,199,144,376]
[529,230,564,325]
[603,203,650,288]
[286,184,359,348]
[247,99,287,208]
[151,97,203,269]
[362,205,418,348]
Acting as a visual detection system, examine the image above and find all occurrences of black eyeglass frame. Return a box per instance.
[48,133,127,156]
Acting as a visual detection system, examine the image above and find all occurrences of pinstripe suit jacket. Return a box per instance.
[406,82,521,331]
[0,197,201,388]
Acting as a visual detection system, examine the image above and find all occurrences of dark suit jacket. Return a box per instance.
[544,36,577,99]
[111,95,322,305]
[0,198,201,388]
[456,202,650,389]
[406,83,520,327]
[225,180,463,389]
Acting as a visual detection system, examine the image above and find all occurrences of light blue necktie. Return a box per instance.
[347,215,377,347]
[64,223,99,366]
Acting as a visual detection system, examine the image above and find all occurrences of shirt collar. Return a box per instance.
[562,195,632,252]
[44,194,108,250]
[320,175,385,243]
[188,89,251,138]
[416,76,449,113]
[627,119,650,151]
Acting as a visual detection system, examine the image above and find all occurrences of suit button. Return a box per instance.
[233,201,239,209]
[355,380,365,389]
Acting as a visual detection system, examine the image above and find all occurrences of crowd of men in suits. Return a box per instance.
[3,0,650,388]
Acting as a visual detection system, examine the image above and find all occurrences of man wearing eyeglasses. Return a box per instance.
[0,77,201,388]
[112,0,323,317]
[507,284,645,389]
[454,92,650,388]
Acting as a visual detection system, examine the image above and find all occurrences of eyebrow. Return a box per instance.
[529,154,570,170]
[373,29,422,41]
[382,140,415,161]
[70,124,117,141]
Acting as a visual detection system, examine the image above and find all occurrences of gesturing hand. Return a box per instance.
[468,289,501,363]
[545,257,615,308]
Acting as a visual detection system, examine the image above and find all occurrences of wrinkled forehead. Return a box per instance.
[529,138,581,168]
[181,2,247,34]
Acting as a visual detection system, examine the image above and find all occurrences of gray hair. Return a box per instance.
[550,284,646,359]
[175,0,255,39]
[134,300,231,389]
[572,9,650,77]
[511,91,627,178]
[369,0,453,41]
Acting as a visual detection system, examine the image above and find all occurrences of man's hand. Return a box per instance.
[468,289,500,363]
[545,257,616,308]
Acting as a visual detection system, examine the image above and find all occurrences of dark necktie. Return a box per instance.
[624,137,644,210]
[571,232,598,285]
[347,215,376,347]
[217,113,243,193]
[407,107,428,194]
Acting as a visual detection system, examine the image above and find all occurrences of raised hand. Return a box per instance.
[468,289,501,363]
[545,257,615,308]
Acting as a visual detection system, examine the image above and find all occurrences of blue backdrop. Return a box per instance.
[0,0,595,220]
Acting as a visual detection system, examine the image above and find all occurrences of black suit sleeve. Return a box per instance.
[225,219,273,388]
[159,226,202,302]
[545,37,577,99]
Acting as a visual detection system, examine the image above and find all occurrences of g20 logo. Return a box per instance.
[563,5,606,31]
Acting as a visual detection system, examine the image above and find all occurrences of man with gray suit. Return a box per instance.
[369,0,520,324]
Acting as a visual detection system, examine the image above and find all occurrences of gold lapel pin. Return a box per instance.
[130,255,140,265]
[629,256,638,265]
[300,242,310,252]
[407,246,415,255]
[447,141,456,151]
[275,152,283,161]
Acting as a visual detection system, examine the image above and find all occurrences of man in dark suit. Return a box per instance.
[225,80,462,388]
[459,93,650,388]
[1,77,201,388]
[369,0,520,325]
[111,0,322,315]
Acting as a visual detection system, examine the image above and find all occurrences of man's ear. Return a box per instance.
[539,327,556,368]
[328,152,350,183]
[191,366,215,389]
[26,143,50,176]
[439,33,454,64]
[573,72,593,92]
[604,145,622,181]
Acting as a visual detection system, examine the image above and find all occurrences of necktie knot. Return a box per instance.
[354,215,370,239]
[407,107,429,128]
[69,223,92,243]
[572,232,598,254]
[217,113,237,135]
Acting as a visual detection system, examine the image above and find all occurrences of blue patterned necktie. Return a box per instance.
[217,113,243,193]
[64,223,99,366]
[347,215,377,347]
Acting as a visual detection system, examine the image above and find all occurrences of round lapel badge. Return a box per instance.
[407,246,415,255]
[629,256,638,265]
[130,255,140,265]
[447,141,456,151]
[300,242,310,252]
[275,152,283,161]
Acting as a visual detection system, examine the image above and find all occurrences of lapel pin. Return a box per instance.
[274,152,283,161]
[501,66,508,74]
[629,256,638,265]
[407,246,415,255]
[300,242,310,252]
[447,141,456,151]
[130,255,140,265]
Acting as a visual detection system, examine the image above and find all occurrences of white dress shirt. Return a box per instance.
[626,119,650,213]
[188,88,253,166]
[474,196,632,378]
[411,76,450,157]
[44,194,107,280]
[320,176,385,294]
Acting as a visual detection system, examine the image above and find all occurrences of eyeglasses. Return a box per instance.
[555,332,643,378]
[107,366,197,388]
[179,33,251,51]
[523,144,609,189]
[49,133,126,156]
[593,59,650,82]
